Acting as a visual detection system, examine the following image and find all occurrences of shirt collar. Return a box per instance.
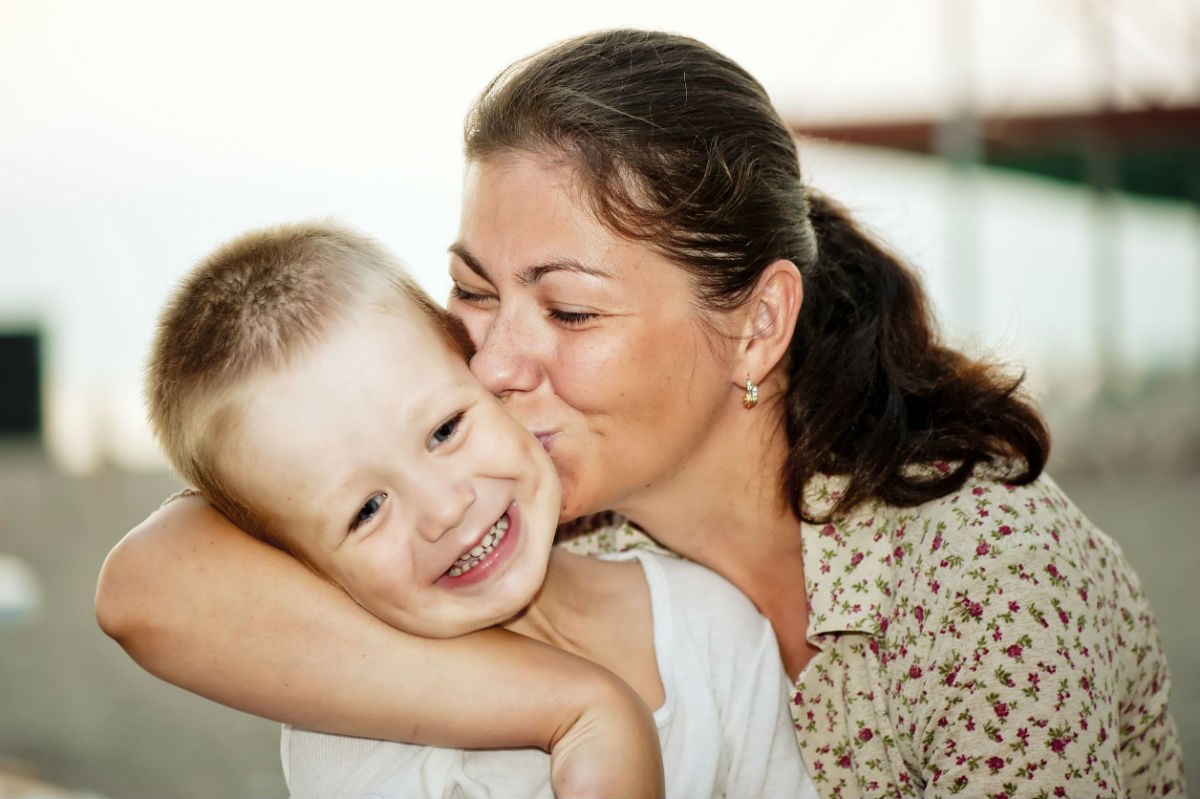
[801,474,898,639]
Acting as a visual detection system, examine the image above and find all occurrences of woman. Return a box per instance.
[96,29,1185,798]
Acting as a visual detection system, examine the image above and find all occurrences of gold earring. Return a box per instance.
[742,374,759,409]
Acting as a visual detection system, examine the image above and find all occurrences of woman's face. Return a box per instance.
[448,152,740,521]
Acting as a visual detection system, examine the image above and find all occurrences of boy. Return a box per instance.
[146,221,815,799]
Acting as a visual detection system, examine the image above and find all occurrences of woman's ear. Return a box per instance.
[737,259,803,385]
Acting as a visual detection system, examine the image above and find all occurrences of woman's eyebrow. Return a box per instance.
[448,243,492,283]
[448,243,611,286]
[518,259,611,286]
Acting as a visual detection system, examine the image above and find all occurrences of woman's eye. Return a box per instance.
[548,308,598,326]
[450,283,494,304]
[428,412,464,450]
[350,493,386,531]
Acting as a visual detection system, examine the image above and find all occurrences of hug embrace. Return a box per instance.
[97,28,1185,799]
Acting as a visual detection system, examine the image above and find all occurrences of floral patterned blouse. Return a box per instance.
[559,466,1186,798]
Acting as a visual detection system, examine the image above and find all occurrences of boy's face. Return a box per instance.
[220,305,561,638]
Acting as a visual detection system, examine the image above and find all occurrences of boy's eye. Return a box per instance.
[428,412,464,450]
[350,493,386,531]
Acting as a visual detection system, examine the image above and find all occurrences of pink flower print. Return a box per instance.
[914,605,925,624]
[972,486,985,496]
[850,551,863,567]
[986,756,1005,772]
[909,664,923,679]
[945,664,961,686]
[1006,644,1023,659]
[976,541,991,556]
[857,726,874,742]
[993,701,1010,719]
[1008,600,1020,613]
[998,524,1013,536]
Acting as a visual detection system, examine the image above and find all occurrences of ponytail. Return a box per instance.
[782,190,1050,521]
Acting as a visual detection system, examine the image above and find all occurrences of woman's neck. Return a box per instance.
[616,398,797,562]
[612,397,818,677]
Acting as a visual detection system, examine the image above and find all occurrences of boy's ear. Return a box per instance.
[736,259,802,386]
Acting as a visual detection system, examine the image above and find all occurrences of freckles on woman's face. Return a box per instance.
[447,153,739,521]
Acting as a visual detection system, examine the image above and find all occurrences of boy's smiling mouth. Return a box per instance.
[446,512,511,577]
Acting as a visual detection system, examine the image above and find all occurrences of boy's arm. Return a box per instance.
[95,493,663,799]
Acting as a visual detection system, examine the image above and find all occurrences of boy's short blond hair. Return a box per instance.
[146,220,472,543]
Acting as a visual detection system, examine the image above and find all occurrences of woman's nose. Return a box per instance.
[469,310,541,397]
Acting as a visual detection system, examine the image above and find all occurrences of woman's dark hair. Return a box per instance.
[464,28,1049,521]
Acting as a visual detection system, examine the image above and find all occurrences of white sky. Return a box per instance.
[0,0,1197,469]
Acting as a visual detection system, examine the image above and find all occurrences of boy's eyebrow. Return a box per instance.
[448,243,612,287]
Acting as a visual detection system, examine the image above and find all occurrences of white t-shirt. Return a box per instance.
[282,551,817,799]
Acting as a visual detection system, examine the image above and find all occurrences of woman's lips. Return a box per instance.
[533,430,559,452]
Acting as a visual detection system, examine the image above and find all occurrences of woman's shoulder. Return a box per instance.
[807,462,1109,555]
[799,464,1134,631]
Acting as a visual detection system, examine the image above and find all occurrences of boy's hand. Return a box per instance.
[548,672,664,799]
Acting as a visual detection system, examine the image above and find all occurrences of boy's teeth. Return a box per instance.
[447,514,510,577]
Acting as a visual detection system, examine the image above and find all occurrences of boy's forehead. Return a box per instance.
[370,296,470,359]
[194,299,473,554]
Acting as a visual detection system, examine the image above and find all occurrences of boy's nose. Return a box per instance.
[415,478,476,543]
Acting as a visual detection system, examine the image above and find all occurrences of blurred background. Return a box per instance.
[1,0,1196,795]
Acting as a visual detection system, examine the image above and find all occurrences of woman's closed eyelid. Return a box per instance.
[449,283,495,304]
[548,307,599,326]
